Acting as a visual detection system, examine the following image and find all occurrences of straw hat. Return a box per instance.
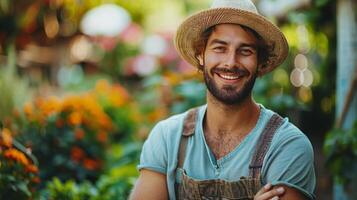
[174,0,288,75]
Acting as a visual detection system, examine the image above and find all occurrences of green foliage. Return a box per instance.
[42,175,135,200]
[0,165,33,199]
[315,0,333,7]
[41,142,140,200]
[0,45,31,122]
[0,128,40,200]
[253,72,306,115]
[324,120,357,185]
[10,79,137,184]
[43,178,96,200]
[171,79,206,114]
[17,120,105,184]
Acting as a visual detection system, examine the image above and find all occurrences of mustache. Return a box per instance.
[211,67,249,76]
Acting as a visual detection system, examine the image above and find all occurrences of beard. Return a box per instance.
[203,66,257,105]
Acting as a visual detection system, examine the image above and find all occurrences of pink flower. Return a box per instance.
[120,23,144,45]
[92,35,119,51]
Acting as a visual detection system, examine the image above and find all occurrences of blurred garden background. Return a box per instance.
[0,0,356,199]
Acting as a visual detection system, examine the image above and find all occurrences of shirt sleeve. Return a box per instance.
[261,125,316,199]
[137,122,168,175]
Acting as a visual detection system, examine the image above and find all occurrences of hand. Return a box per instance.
[254,183,285,200]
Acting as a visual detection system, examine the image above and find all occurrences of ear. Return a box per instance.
[196,54,204,66]
[257,64,265,77]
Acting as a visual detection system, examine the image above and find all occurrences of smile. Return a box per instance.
[217,73,240,80]
[212,67,248,82]
[215,72,244,81]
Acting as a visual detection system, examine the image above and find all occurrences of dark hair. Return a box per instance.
[193,24,273,70]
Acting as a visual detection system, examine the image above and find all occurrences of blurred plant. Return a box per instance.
[43,178,96,200]
[42,174,135,200]
[0,128,40,199]
[98,40,139,81]
[10,79,135,184]
[0,45,31,123]
[93,79,138,141]
[40,142,141,200]
[324,120,357,185]
[171,79,206,114]
[254,72,306,114]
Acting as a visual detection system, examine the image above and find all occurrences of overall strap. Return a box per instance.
[249,113,284,178]
[177,108,199,169]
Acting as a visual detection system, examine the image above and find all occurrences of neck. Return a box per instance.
[204,92,260,137]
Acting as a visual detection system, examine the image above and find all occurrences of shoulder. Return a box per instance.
[138,109,191,173]
[152,110,187,137]
[146,106,203,143]
[275,117,313,153]
[263,107,313,152]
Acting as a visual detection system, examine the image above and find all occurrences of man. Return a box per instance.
[130,0,315,199]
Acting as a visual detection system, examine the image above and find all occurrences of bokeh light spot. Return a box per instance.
[298,86,313,103]
[294,54,308,70]
[290,68,304,87]
[302,69,314,87]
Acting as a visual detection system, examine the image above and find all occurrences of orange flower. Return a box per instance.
[109,84,130,107]
[148,108,166,123]
[39,96,61,117]
[94,79,130,107]
[74,128,85,140]
[31,177,41,184]
[83,158,100,170]
[68,112,82,126]
[1,128,13,148]
[4,148,30,166]
[70,147,85,162]
[97,115,113,131]
[23,102,33,117]
[95,79,110,93]
[25,164,39,174]
[96,131,107,143]
[164,72,181,85]
[62,95,81,112]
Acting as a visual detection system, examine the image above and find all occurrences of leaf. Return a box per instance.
[16,182,31,197]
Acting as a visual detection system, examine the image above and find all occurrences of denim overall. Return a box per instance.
[175,108,283,200]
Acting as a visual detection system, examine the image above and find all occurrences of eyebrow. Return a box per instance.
[208,39,228,46]
[208,39,257,49]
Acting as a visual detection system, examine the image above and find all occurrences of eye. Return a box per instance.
[212,46,226,53]
[239,48,255,56]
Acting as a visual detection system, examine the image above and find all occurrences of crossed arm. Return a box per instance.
[129,169,309,200]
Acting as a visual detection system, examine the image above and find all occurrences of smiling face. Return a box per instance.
[198,24,260,105]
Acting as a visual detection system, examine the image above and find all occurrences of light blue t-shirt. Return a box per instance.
[138,105,316,199]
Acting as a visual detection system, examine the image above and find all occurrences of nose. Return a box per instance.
[224,50,237,68]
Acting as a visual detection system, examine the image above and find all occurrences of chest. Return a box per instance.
[182,133,256,181]
[204,131,244,160]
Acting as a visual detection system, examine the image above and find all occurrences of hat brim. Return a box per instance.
[174,8,289,75]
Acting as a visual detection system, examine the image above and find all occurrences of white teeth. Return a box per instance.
[219,74,239,80]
